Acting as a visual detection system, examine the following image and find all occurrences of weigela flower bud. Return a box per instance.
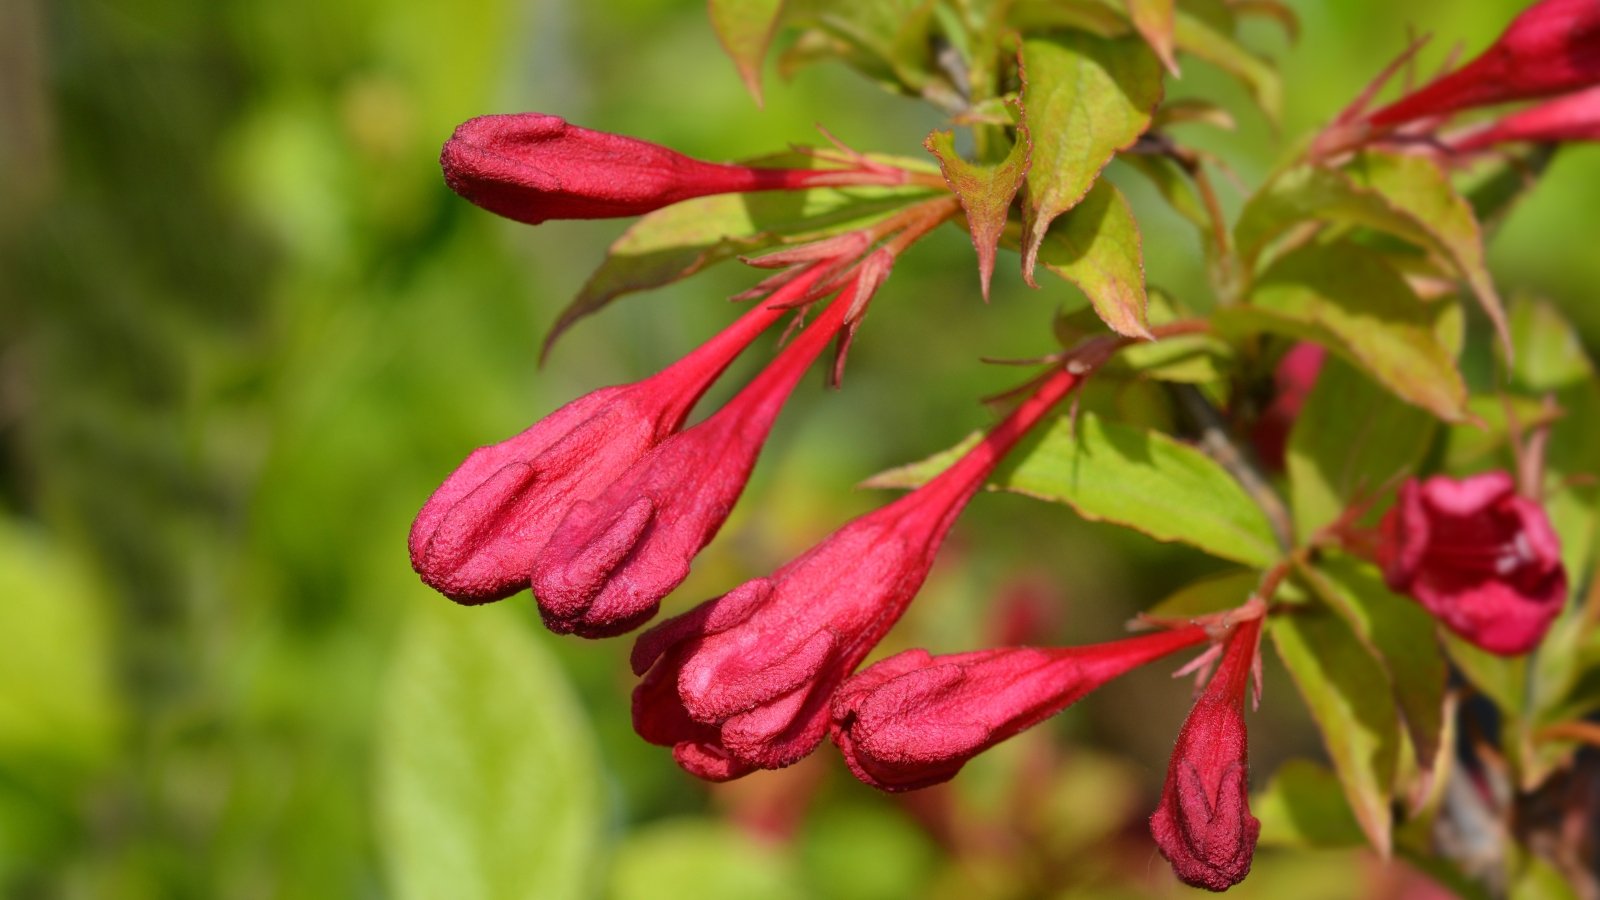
[1151,616,1263,893]
[442,113,912,226]
[1451,85,1600,151]
[830,626,1209,792]
[1377,472,1567,655]
[629,360,1100,780]
[409,268,827,603]
[1369,0,1600,128]
[534,256,889,637]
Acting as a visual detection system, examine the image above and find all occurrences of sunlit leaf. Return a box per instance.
[866,412,1280,566]
[1029,180,1153,338]
[1254,759,1365,848]
[1122,0,1177,71]
[611,819,804,900]
[378,601,604,900]
[1227,242,1468,421]
[926,122,1031,300]
[1147,570,1259,618]
[709,0,787,105]
[1270,606,1400,855]
[1231,0,1299,43]
[1173,7,1281,124]
[1019,34,1162,283]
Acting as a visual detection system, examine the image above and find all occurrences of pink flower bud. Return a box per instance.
[441,113,911,225]
[1377,472,1567,655]
[409,267,828,603]
[830,626,1209,792]
[1369,0,1600,128]
[533,256,890,637]
[1451,84,1600,150]
[629,359,1101,780]
[1151,616,1263,893]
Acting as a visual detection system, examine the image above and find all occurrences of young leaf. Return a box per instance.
[1019,34,1163,283]
[378,601,604,900]
[1300,554,1449,775]
[926,120,1031,301]
[1122,0,1178,72]
[709,0,787,105]
[549,175,938,357]
[866,412,1280,567]
[1228,242,1468,421]
[1286,355,1436,540]
[1173,7,1281,125]
[1253,760,1366,849]
[1147,570,1260,618]
[1028,180,1153,338]
[1270,607,1401,856]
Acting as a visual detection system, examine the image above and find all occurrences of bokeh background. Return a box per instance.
[3,0,1598,897]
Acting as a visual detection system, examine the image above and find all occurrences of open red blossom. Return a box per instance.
[1451,85,1600,151]
[409,266,828,603]
[1367,0,1600,129]
[1378,472,1567,655]
[629,354,1108,781]
[533,255,888,638]
[830,626,1209,793]
[441,113,914,226]
[1151,615,1263,893]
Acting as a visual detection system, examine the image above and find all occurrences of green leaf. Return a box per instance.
[1254,760,1365,849]
[1444,633,1527,716]
[610,819,804,900]
[1113,287,1232,382]
[784,0,945,101]
[1228,242,1468,421]
[1147,570,1259,618]
[1286,355,1436,540]
[549,173,938,357]
[1231,0,1299,43]
[1270,606,1401,855]
[1300,555,1449,774]
[378,601,604,900]
[867,411,1280,567]
[1019,34,1162,282]
[925,121,1031,301]
[1122,0,1177,71]
[1030,179,1152,338]
[1172,7,1281,124]
[1343,152,1507,351]
[709,0,787,105]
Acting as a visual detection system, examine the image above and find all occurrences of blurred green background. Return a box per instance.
[2,0,1597,897]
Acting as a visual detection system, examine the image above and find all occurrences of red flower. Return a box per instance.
[629,354,1109,780]
[1249,342,1327,472]
[1150,615,1263,893]
[533,254,889,637]
[442,113,914,226]
[1451,84,1600,151]
[1377,472,1567,655]
[408,266,828,603]
[830,626,1209,792]
[1367,0,1600,129]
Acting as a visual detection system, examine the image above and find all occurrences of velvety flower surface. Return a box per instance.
[630,361,1097,780]
[1378,472,1567,655]
[830,626,1209,792]
[441,113,911,226]
[1150,616,1263,893]
[1368,0,1600,128]
[534,257,886,637]
[1452,84,1600,150]
[408,270,823,603]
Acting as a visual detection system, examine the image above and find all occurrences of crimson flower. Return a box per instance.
[442,113,915,226]
[1377,472,1566,655]
[409,266,828,603]
[1150,615,1263,893]
[829,626,1210,792]
[533,254,889,637]
[629,356,1107,781]
[1249,342,1327,472]
[1451,84,1600,151]
[1367,0,1600,129]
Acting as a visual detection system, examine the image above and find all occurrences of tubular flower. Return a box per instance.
[830,626,1210,792]
[1377,472,1567,655]
[1367,0,1600,128]
[629,353,1110,781]
[441,113,915,226]
[1150,615,1263,893]
[534,254,890,638]
[409,265,828,603]
[1451,84,1600,151]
